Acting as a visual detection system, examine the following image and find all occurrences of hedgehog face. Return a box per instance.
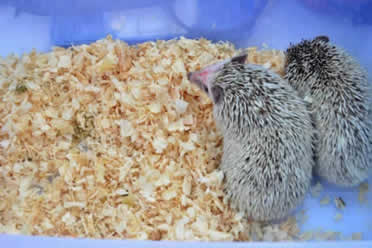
[285,35,330,78]
[188,53,263,133]
[189,53,294,138]
[187,54,247,104]
[187,53,247,103]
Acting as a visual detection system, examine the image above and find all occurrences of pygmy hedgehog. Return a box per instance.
[285,35,372,187]
[187,54,314,222]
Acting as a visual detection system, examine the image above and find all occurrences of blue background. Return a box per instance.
[0,0,371,247]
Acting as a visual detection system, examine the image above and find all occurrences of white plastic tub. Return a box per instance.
[0,0,371,247]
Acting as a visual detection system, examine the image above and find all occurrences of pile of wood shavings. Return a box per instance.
[0,36,298,241]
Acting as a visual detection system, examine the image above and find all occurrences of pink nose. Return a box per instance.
[187,70,209,85]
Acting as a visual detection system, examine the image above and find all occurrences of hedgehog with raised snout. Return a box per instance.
[285,36,372,187]
[187,54,314,222]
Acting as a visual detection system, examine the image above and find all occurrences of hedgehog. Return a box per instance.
[187,54,314,222]
[284,35,372,187]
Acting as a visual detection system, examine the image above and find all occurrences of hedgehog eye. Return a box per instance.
[211,86,223,104]
[231,53,248,65]
[202,85,209,93]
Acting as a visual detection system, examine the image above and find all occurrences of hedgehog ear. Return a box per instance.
[314,35,330,43]
[231,53,248,64]
[211,85,224,104]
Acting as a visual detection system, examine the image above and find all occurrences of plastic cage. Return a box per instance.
[0,0,372,247]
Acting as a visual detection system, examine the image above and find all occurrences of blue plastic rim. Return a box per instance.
[49,0,268,47]
[2,0,167,16]
[2,0,372,47]
[297,0,372,25]
[0,0,371,246]
[0,0,268,47]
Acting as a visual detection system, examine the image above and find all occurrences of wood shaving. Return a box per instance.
[310,182,323,198]
[334,197,346,210]
[311,228,324,241]
[0,36,294,241]
[358,182,369,204]
[317,231,340,241]
[319,196,330,205]
[298,231,313,241]
[340,234,350,240]
[340,232,363,241]
[295,210,308,226]
[310,228,339,241]
[351,232,362,240]
[300,229,340,241]
[334,213,343,222]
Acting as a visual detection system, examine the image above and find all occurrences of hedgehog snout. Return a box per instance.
[187,71,210,95]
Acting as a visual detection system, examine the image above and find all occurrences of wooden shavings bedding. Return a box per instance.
[0,36,297,241]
